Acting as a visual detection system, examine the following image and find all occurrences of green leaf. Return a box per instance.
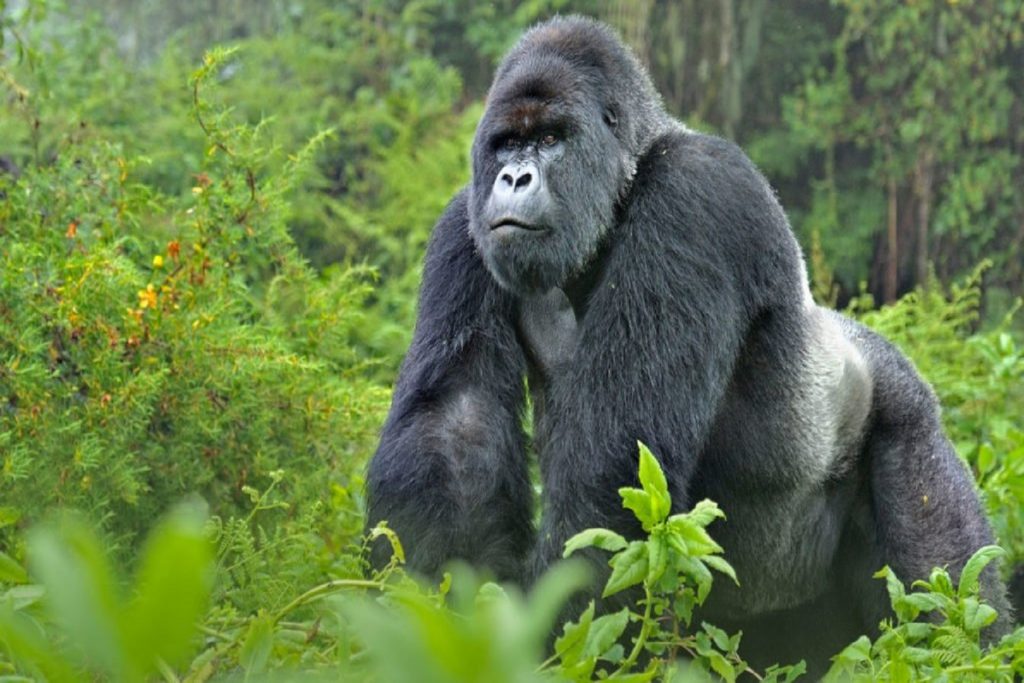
[563,528,628,558]
[900,592,947,614]
[603,541,648,597]
[668,517,723,556]
[704,555,739,586]
[647,531,669,584]
[962,597,998,633]
[0,551,28,585]
[637,441,671,522]
[619,487,655,530]
[676,555,714,604]
[683,499,727,527]
[827,635,872,674]
[584,607,629,658]
[3,585,45,611]
[703,621,731,652]
[239,611,275,674]
[957,545,1005,599]
[0,605,78,683]
[876,565,914,621]
[124,503,212,671]
[27,515,128,678]
[555,601,594,666]
[706,650,737,683]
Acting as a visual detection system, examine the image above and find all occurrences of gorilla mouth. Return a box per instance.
[490,219,545,237]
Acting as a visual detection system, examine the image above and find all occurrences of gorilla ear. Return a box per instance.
[603,107,618,130]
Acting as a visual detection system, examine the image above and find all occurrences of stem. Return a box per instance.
[614,584,655,675]
[198,624,235,642]
[943,663,1011,675]
[272,578,385,623]
[535,651,560,672]
[156,658,181,683]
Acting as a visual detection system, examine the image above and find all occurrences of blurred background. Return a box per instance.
[4,0,1022,330]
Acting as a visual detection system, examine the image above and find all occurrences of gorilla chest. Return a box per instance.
[516,288,580,381]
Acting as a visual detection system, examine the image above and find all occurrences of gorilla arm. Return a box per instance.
[365,191,533,581]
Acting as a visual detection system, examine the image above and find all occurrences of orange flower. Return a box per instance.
[167,240,181,261]
[66,221,78,238]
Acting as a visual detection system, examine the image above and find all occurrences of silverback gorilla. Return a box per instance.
[366,16,1011,671]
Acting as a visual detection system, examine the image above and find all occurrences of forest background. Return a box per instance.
[1,0,1023,680]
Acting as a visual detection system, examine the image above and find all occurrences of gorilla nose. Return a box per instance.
[494,162,539,199]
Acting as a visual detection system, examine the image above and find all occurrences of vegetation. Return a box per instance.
[0,1,1021,680]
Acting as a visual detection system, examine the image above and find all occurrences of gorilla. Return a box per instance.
[365,16,1011,672]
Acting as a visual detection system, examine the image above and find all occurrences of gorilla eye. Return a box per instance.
[502,137,521,150]
[541,134,558,147]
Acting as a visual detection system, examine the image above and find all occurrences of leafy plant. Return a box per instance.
[825,546,1024,681]
[558,442,805,682]
[0,504,212,682]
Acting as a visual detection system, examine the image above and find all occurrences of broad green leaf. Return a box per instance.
[976,443,996,475]
[703,621,731,651]
[901,646,934,664]
[124,503,212,671]
[705,650,737,683]
[704,555,739,586]
[637,442,671,522]
[826,635,872,675]
[962,596,998,633]
[647,531,669,584]
[900,592,947,614]
[619,487,655,530]
[876,566,912,620]
[901,622,933,641]
[957,545,1005,599]
[676,555,714,604]
[681,499,726,527]
[603,541,648,597]
[0,605,78,683]
[0,552,27,585]
[584,607,629,658]
[239,611,275,673]
[4,585,45,611]
[27,515,127,678]
[555,601,594,665]
[668,517,723,555]
[563,528,628,558]
[523,560,592,648]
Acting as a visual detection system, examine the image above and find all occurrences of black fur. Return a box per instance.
[365,16,1011,674]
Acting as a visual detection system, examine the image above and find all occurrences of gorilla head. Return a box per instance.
[468,17,670,294]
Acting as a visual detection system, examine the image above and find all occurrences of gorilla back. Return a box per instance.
[365,15,1011,672]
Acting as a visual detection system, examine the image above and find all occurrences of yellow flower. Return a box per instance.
[138,284,158,309]
[152,254,164,268]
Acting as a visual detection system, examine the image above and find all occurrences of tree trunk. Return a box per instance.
[913,149,934,286]
[885,174,899,303]
[608,0,654,66]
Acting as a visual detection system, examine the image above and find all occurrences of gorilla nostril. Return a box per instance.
[514,173,532,191]
[500,172,514,187]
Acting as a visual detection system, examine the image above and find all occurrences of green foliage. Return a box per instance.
[0,30,388,581]
[786,0,1024,300]
[825,547,1024,681]
[0,504,212,681]
[561,442,802,682]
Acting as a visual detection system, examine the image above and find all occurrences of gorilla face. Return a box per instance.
[468,56,629,294]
